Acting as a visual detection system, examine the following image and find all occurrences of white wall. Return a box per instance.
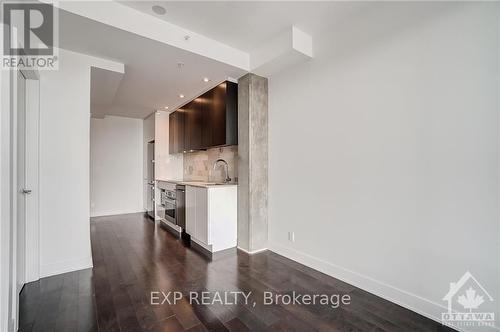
[143,113,155,211]
[38,49,123,277]
[268,3,499,330]
[154,111,183,181]
[90,116,144,217]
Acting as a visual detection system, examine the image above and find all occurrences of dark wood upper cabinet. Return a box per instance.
[203,81,238,148]
[200,89,214,149]
[169,108,185,154]
[169,81,238,154]
[184,100,203,151]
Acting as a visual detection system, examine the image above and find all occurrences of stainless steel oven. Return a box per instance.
[161,189,176,224]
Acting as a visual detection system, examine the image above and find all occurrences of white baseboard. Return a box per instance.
[268,243,499,332]
[40,256,93,278]
[192,237,213,252]
[237,246,268,255]
[90,209,145,218]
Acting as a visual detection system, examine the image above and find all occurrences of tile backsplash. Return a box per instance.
[183,146,238,183]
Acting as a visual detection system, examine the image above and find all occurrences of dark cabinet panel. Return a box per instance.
[201,81,238,149]
[224,81,238,146]
[169,81,238,155]
[184,100,203,151]
[177,110,185,153]
[169,110,185,154]
[201,89,214,148]
[183,102,193,151]
[211,83,227,147]
[169,112,175,153]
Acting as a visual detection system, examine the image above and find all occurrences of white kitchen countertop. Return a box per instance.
[156,179,238,188]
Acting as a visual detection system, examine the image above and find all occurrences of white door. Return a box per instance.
[24,79,40,283]
[16,70,27,294]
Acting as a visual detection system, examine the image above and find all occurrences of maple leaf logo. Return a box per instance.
[457,287,484,312]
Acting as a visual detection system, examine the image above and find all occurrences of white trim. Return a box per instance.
[268,243,499,332]
[90,209,145,218]
[0,54,15,332]
[11,66,20,332]
[191,237,212,252]
[237,246,268,255]
[39,256,93,278]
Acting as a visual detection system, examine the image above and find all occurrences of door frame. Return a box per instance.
[0,51,40,332]
[0,62,16,332]
[6,69,39,332]
[12,68,40,332]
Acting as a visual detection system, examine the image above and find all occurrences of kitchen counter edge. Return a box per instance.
[156,179,238,188]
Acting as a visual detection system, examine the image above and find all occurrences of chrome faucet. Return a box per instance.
[213,159,231,183]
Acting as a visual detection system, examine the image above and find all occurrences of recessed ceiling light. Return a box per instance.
[152,5,166,15]
[203,77,210,82]
[164,106,169,109]
[179,94,185,98]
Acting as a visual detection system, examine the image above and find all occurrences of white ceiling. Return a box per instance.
[58,1,368,119]
[59,8,246,118]
[120,1,365,53]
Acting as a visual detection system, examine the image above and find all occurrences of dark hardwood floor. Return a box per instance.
[19,213,454,332]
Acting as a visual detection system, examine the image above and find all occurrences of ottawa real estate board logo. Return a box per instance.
[442,271,495,328]
[2,1,58,70]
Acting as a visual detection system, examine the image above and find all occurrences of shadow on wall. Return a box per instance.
[314,2,467,65]
[184,146,238,183]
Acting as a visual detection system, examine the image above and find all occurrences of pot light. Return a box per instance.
[179,94,184,98]
[164,106,169,109]
[152,5,166,15]
[203,77,210,82]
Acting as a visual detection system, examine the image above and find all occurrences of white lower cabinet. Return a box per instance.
[185,186,197,236]
[185,185,237,252]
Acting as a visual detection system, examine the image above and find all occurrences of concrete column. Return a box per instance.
[237,73,268,253]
